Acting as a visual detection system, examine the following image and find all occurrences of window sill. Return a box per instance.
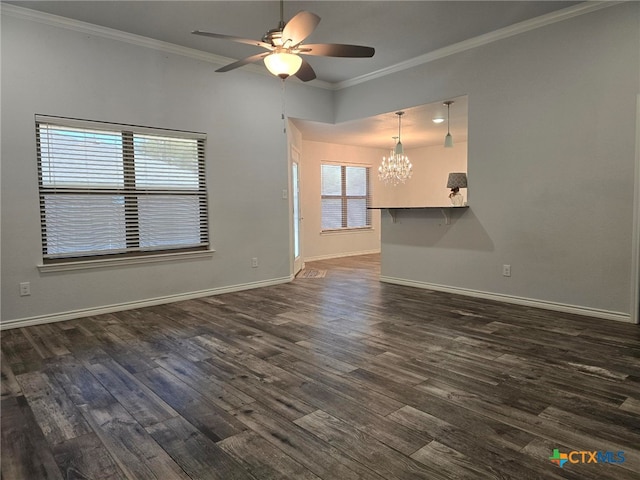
[320,228,374,236]
[37,249,216,273]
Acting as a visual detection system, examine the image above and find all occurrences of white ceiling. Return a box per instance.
[7,0,581,148]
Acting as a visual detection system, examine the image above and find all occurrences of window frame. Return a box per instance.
[320,163,372,232]
[35,115,210,266]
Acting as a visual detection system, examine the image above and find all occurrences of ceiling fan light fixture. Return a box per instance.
[192,1,374,82]
[264,51,302,79]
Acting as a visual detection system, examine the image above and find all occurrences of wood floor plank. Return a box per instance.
[387,404,575,480]
[2,253,639,480]
[151,350,256,411]
[1,351,22,399]
[134,366,247,442]
[232,403,386,480]
[294,409,449,480]
[52,432,126,480]
[218,430,322,480]
[83,357,179,427]
[1,329,44,375]
[146,416,256,480]
[414,379,640,476]
[270,353,404,416]
[23,324,71,358]
[264,365,432,455]
[78,401,191,480]
[410,440,499,480]
[15,370,92,445]
[0,396,64,480]
[45,355,189,480]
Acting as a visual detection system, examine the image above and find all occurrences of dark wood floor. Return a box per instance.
[2,254,639,479]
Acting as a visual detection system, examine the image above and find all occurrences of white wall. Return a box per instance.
[299,140,383,261]
[334,3,639,320]
[295,139,467,261]
[0,8,333,324]
[375,142,468,208]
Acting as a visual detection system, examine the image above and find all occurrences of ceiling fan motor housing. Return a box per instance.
[263,21,286,46]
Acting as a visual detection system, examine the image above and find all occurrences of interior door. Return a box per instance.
[292,148,303,275]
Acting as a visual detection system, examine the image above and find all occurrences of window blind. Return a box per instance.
[321,164,371,231]
[36,116,208,261]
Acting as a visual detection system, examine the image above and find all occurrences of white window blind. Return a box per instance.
[36,116,208,261]
[321,164,371,231]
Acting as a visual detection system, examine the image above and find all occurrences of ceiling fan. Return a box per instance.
[192,0,375,82]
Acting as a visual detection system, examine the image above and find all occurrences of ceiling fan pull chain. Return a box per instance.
[281,78,287,134]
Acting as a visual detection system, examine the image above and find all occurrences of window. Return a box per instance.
[321,164,371,231]
[36,115,208,262]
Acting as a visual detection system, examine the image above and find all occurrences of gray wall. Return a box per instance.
[335,3,639,320]
[0,9,332,324]
[2,3,639,325]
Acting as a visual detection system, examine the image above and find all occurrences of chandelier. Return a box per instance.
[378,111,413,186]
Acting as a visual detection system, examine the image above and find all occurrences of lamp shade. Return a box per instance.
[264,52,303,79]
[447,172,468,189]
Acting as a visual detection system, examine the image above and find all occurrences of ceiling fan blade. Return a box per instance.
[295,59,316,82]
[192,31,272,50]
[300,43,375,58]
[282,11,320,47]
[216,52,270,72]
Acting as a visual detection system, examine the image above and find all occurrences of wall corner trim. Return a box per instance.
[0,3,334,90]
[1,2,617,92]
[334,1,621,90]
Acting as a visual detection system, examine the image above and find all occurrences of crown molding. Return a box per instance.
[0,3,333,90]
[1,1,620,92]
[333,1,622,90]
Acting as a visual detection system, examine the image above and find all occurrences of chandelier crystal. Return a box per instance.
[378,112,413,186]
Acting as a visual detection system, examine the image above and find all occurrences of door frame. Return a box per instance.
[291,145,304,276]
[631,94,640,324]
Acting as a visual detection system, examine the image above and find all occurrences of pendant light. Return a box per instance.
[378,111,413,186]
[444,100,454,148]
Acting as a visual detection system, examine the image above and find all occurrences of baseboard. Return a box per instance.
[0,275,294,330]
[380,276,632,323]
[304,249,381,262]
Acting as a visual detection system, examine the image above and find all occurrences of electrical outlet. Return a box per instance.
[19,282,31,296]
[251,257,259,268]
[282,189,288,199]
[502,264,511,277]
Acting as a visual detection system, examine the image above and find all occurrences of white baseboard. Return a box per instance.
[0,275,294,330]
[304,249,381,263]
[380,276,632,323]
